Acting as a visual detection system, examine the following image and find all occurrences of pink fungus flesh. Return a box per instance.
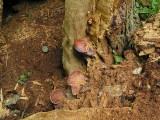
[67,71,87,86]
[67,71,88,96]
[71,85,81,96]
[74,37,96,56]
[50,89,65,104]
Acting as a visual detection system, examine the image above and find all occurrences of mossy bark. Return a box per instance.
[106,0,140,55]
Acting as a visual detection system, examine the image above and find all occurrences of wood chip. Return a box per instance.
[151,56,160,62]
[143,38,160,43]
[111,65,124,68]
[111,64,132,69]
[139,47,155,56]
[155,44,160,48]
[20,97,29,100]
[14,83,19,90]
[32,81,42,86]
[21,87,26,96]
[137,41,155,46]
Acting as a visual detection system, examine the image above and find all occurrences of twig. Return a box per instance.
[150,56,160,62]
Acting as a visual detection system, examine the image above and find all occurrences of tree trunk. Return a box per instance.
[62,0,93,75]
[62,0,140,74]
[0,0,2,27]
[0,0,6,44]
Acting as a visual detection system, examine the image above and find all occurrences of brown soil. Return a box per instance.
[0,0,65,119]
[0,0,160,120]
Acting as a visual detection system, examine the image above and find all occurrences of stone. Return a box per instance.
[103,85,127,97]
[132,67,142,75]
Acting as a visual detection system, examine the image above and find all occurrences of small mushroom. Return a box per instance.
[74,37,96,56]
[50,89,66,108]
[67,71,88,96]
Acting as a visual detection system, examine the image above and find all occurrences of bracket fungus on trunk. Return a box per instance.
[67,71,88,97]
[74,37,96,56]
[50,89,66,109]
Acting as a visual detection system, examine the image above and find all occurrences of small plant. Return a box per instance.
[136,0,160,20]
[25,12,32,20]
[113,50,124,64]
[92,41,95,46]
[17,72,32,84]
[147,84,151,89]
[116,34,120,41]
[17,28,22,32]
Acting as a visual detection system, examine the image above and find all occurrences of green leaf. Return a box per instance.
[152,2,157,10]
[28,72,32,77]
[92,41,95,45]
[20,74,27,79]
[136,0,160,20]
[135,9,139,14]
[113,50,118,56]
[25,12,32,20]
[17,79,25,84]
[113,50,124,64]
[17,72,32,84]
[115,56,124,64]
[117,35,120,41]
[136,2,140,7]
[140,7,152,13]
[147,85,151,89]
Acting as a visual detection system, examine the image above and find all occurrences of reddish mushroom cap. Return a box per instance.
[74,37,96,56]
[50,89,66,104]
[67,71,88,96]
[67,71,88,86]
[71,85,81,96]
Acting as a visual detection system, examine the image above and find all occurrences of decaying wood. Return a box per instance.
[62,0,121,74]
[62,0,141,74]
[134,13,160,56]
[105,0,140,55]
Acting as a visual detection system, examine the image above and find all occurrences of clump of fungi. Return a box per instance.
[50,37,94,107]
[74,37,96,56]
[67,71,88,97]
[50,89,66,109]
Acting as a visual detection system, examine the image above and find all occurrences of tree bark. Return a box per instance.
[0,0,2,27]
[62,0,93,75]
[62,0,140,74]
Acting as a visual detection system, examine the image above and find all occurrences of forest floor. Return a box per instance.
[0,0,159,120]
[0,0,66,119]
